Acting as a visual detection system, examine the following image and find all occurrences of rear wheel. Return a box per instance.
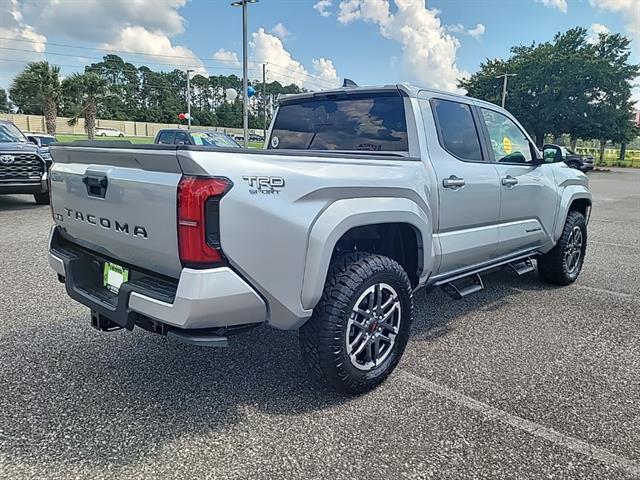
[538,211,586,285]
[33,191,50,205]
[299,252,413,395]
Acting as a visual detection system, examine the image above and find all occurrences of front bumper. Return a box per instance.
[0,172,48,195]
[48,227,266,331]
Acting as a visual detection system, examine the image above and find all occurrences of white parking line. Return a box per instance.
[399,371,640,477]
[590,240,640,250]
[573,284,638,301]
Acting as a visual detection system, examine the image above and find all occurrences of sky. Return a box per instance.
[0,0,638,97]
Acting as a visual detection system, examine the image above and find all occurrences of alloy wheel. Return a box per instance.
[346,283,401,371]
[564,226,583,274]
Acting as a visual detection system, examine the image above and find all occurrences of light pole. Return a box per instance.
[231,0,258,148]
[186,68,193,129]
[496,73,517,108]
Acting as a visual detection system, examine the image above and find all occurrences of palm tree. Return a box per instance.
[63,72,108,140]
[9,62,61,134]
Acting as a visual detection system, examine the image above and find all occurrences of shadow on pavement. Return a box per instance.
[0,195,47,211]
[0,265,560,469]
[410,266,560,341]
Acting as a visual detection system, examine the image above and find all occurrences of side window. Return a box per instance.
[174,131,190,145]
[431,99,484,162]
[157,131,174,144]
[481,109,532,163]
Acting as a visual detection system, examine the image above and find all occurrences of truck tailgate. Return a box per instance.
[49,145,183,278]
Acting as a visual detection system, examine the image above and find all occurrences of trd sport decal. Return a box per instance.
[242,176,285,195]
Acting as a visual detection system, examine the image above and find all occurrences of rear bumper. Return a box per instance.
[48,227,266,331]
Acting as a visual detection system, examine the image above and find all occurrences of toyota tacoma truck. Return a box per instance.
[47,85,591,394]
[0,120,50,204]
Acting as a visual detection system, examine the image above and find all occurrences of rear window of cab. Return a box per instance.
[268,92,408,152]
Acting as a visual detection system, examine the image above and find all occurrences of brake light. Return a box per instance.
[177,176,231,267]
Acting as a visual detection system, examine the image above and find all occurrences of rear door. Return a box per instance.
[49,145,184,278]
[419,94,502,275]
[477,106,558,254]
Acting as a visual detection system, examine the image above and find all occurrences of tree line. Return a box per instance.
[460,27,638,158]
[3,54,303,139]
[1,26,637,149]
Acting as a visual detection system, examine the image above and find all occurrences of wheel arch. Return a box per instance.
[554,187,592,242]
[301,197,433,310]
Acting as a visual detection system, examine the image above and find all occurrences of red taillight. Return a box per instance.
[177,176,231,268]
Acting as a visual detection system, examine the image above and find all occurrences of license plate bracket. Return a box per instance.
[103,262,129,293]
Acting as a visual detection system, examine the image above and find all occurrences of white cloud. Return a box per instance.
[271,22,291,42]
[337,0,465,92]
[312,58,340,86]
[17,0,187,43]
[468,23,486,39]
[102,26,205,74]
[446,22,485,39]
[587,23,610,44]
[590,0,640,40]
[250,28,340,89]
[0,0,47,83]
[314,0,333,17]
[536,0,568,13]
[213,48,241,68]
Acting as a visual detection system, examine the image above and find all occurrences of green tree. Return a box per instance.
[63,72,108,140]
[0,88,11,113]
[459,27,638,149]
[9,61,61,134]
[85,54,140,120]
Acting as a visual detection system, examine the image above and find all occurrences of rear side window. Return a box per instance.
[157,131,174,145]
[175,132,190,145]
[431,99,483,162]
[268,93,408,152]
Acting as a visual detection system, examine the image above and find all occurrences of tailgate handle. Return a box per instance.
[82,174,108,198]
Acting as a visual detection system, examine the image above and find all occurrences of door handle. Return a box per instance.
[501,175,518,187]
[443,175,466,189]
[82,173,108,198]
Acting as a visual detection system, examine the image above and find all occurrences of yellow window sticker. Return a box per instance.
[502,137,512,155]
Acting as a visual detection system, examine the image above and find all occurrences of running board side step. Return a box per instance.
[506,258,535,276]
[441,273,484,299]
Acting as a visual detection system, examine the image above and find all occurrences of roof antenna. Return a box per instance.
[342,78,358,88]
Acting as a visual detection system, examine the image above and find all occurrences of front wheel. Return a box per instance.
[33,191,50,205]
[299,253,413,395]
[538,211,587,285]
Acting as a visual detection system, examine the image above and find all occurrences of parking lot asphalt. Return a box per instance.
[0,168,638,479]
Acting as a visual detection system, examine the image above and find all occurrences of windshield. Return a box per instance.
[0,123,27,143]
[38,137,57,146]
[268,92,408,152]
[190,132,239,148]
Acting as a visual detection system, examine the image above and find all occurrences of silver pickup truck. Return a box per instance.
[48,84,591,394]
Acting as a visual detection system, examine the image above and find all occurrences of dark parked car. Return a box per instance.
[0,121,50,204]
[154,129,240,148]
[25,132,57,164]
[543,144,594,171]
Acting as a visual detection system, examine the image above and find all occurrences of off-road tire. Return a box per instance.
[33,191,50,205]
[299,252,413,395]
[537,210,587,285]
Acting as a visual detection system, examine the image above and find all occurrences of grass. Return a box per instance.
[56,134,264,149]
[56,134,153,144]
